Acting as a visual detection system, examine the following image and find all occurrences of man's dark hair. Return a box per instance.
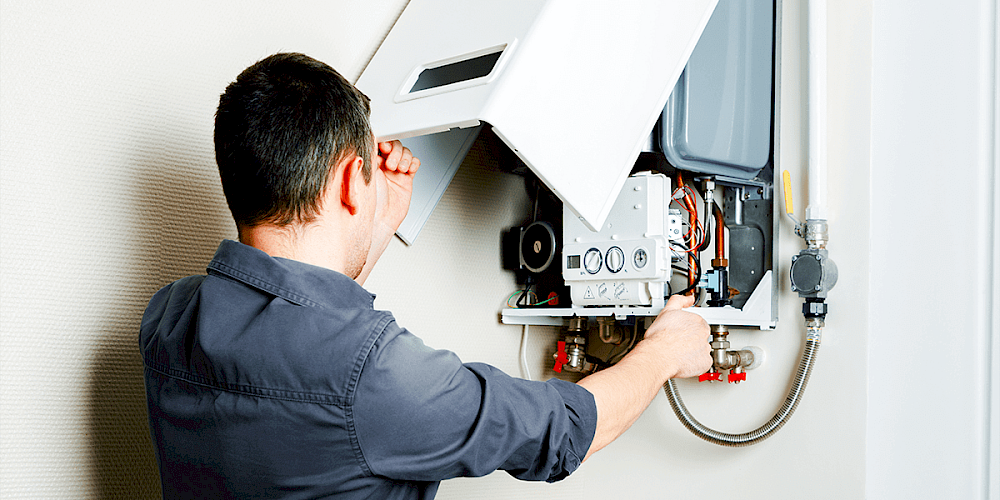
[215,52,373,228]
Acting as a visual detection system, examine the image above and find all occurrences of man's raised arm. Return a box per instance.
[355,139,420,285]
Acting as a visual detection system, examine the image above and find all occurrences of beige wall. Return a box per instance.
[1,1,994,499]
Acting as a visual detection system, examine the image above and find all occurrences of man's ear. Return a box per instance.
[338,155,366,215]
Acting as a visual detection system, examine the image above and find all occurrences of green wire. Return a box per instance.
[506,290,555,308]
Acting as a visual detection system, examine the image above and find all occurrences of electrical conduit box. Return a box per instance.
[356,0,719,243]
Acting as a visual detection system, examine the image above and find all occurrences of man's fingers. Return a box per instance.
[396,152,413,173]
[386,141,404,171]
[663,294,694,311]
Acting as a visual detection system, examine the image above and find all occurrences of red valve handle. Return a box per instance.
[698,372,722,382]
[728,372,746,383]
[553,341,567,373]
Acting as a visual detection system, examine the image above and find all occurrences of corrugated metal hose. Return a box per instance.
[663,335,820,446]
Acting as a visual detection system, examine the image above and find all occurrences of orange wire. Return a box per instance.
[671,186,705,250]
[675,172,701,290]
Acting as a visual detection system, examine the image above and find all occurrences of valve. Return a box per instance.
[553,333,592,373]
[553,341,568,373]
[728,365,746,384]
[704,325,763,384]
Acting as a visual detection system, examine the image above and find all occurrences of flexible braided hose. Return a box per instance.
[663,337,820,446]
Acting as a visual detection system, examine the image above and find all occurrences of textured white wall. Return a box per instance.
[867,1,999,498]
[0,1,410,497]
[0,0,993,499]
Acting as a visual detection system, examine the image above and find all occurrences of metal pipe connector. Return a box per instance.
[707,325,755,372]
[804,219,829,249]
[597,317,623,344]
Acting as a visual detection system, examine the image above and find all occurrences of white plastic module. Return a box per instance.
[357,0,719,241]
[562,173,671,307]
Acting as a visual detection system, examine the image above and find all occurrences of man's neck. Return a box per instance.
[239,221,351,276]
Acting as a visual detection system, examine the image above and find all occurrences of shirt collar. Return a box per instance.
[206,239,376,310]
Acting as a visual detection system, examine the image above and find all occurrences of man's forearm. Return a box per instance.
[577,340,672,460]
[574,294,711,461]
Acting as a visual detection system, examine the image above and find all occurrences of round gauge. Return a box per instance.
[606,246,624,273]
[584,248,602,274]
[633,248,648,269]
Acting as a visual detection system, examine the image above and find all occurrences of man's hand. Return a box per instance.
[641,294,713,379]
[354,140,419,286]
[373,140,420,233]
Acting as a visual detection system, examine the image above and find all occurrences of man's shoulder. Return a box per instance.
[142,275,206,323]
[140,269,398,394]
[157,274,207,299]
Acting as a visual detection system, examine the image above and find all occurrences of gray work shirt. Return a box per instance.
[141,240,596,499]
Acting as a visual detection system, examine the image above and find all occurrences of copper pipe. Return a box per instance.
[713,203,725,263]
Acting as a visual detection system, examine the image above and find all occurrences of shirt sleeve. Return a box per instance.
[351,320,597,483]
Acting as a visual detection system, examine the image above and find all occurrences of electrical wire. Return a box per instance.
[508,289,538,308]
[697,186,714,253]
[674,249,701,297]
[670,174,707,299]
[507,287,559,308]
[515,282,534,308]
[670,187,708,254]
[532,295,558,306]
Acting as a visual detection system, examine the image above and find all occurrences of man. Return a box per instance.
[141,52,711,499]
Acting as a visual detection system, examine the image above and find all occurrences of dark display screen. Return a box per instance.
[410,50,504,93]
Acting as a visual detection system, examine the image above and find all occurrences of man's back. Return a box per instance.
[141,240,596,499]
[141,240,420,498]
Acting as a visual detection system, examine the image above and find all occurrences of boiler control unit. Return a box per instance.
[562,173,678,309]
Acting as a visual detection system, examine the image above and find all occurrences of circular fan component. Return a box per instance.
[520,221,556,273]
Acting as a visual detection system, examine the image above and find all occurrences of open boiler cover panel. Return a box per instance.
[356,0,719,242]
